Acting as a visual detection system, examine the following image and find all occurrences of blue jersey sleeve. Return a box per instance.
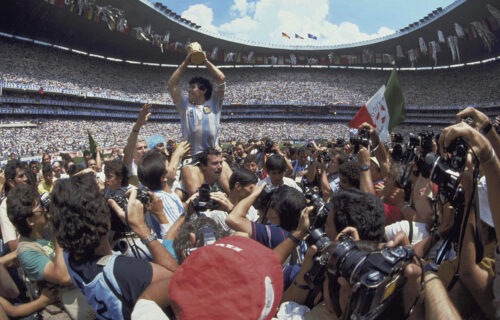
[251,222,288,249]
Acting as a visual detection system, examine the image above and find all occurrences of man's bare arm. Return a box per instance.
[123,104,151,168]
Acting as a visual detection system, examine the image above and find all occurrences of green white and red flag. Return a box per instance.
[348,69,406,141]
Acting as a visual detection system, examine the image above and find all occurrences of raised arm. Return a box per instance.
[456,106,500,158]
[360,123,390,178]
[167,141,191,175]
[167,54,191,105]
[42,240,72,286]
[202,54,225,100]
[358,146,375,195]
[123,104,152,168]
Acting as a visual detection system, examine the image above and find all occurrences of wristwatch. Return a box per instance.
[141,230,157,245]
[360,164,370,171]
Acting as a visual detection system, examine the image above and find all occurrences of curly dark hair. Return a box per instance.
[271,186,306,232]
[7,184,39,238]
[331,188,385,242]
[339,160,360,189]
[189,77,213,101]
[50,173,110,259]
[104,159,129,187]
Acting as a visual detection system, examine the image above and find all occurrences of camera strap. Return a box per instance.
[447,165,483,291]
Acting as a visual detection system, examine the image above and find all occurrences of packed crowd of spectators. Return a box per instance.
[1,37,499,107]
[0,117,435,159]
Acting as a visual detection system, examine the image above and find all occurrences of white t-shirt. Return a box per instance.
[132,299,170,320]
[257,176,303,193]
[203,205,260,233]
[0,198,18,244]
[385,220,428,245]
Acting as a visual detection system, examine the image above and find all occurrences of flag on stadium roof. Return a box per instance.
[295,33,304,39]
[282,32,290,39]
[348,69,406,141]
[307,33,317,40]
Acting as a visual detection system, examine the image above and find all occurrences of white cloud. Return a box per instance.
[184,0,395,46]
[180,4,218,33]
[230,0,256,17]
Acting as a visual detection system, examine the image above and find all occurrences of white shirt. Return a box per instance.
[257,176,303,193]
[0,198,18,244]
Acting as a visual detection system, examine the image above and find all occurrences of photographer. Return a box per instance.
[438,116,500,317]
[226,184,308,263]
[138,148,191,233]
[50,173,178,319]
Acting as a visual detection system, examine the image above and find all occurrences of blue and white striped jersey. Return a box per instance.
[176,91,223,155]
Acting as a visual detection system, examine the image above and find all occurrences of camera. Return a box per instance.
[420,137,468,205]
[304,228,334,288]
[192,183,220,213]
[257,139,275,154]
[304,187,330,229]
[336,138,345,148]
[317,151,330,163]
[39,192,51,211]
[101,187,151,237]
[185,224,218,256]
[350,127,370,154]
[327,236,415,320]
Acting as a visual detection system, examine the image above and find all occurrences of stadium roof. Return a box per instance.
[1,0,499,67]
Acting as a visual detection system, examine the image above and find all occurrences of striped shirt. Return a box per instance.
[148,190,184,235]
[176,90,223,155]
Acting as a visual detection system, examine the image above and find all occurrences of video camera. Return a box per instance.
[257,139,275,154]
[192,183,220,213]
[317,151,330,163]
[305,230,415,320]
[350,127,370,154]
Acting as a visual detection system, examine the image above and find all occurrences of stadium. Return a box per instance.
[0,0,499,159]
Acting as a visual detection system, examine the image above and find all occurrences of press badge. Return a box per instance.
[203,106,211,114]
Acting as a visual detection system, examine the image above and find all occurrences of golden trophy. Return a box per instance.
[187,42,205,64]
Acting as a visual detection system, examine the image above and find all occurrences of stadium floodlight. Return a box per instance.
[482,57,496,63]
[143,62,160,66]
[449,63,465,68]
[125,60,141,64]
[466,61,481,66]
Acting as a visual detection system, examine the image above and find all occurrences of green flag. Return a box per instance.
[88,131,97,158]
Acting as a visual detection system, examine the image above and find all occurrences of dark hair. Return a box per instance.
[229,168,258,191]
[265,154,287,173]
[173,216,229,264]
[270,186,306,232]
[199,147,221,166]
[7,184,39,237]
[138,150,168,191]
[339,161,360,189]
[4,160,25,194]
[29,160,39,167]
[243,154,258,164]
[50,174,110,258]
[83,150,91,157]
[104,160,129,187]
[331,150,348,167]
[297,146,308,156]
[331,189,385,242]
[189,77,213,101]
[42,164,52,176]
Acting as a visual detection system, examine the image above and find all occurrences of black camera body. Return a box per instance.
[192,183,219,213]
[317,151,330,163]
[304,187,330,229]
[420,137,468,205]
[101,187,151,238]
[257,140,275,154]
[350,127,371,154]
[330,237,415,320]
[305,232,415,320]
[39,192,51,211]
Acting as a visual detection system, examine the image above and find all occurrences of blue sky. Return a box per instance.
[160,0,454,45]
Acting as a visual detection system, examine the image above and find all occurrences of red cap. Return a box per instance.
[168,236,283,320]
